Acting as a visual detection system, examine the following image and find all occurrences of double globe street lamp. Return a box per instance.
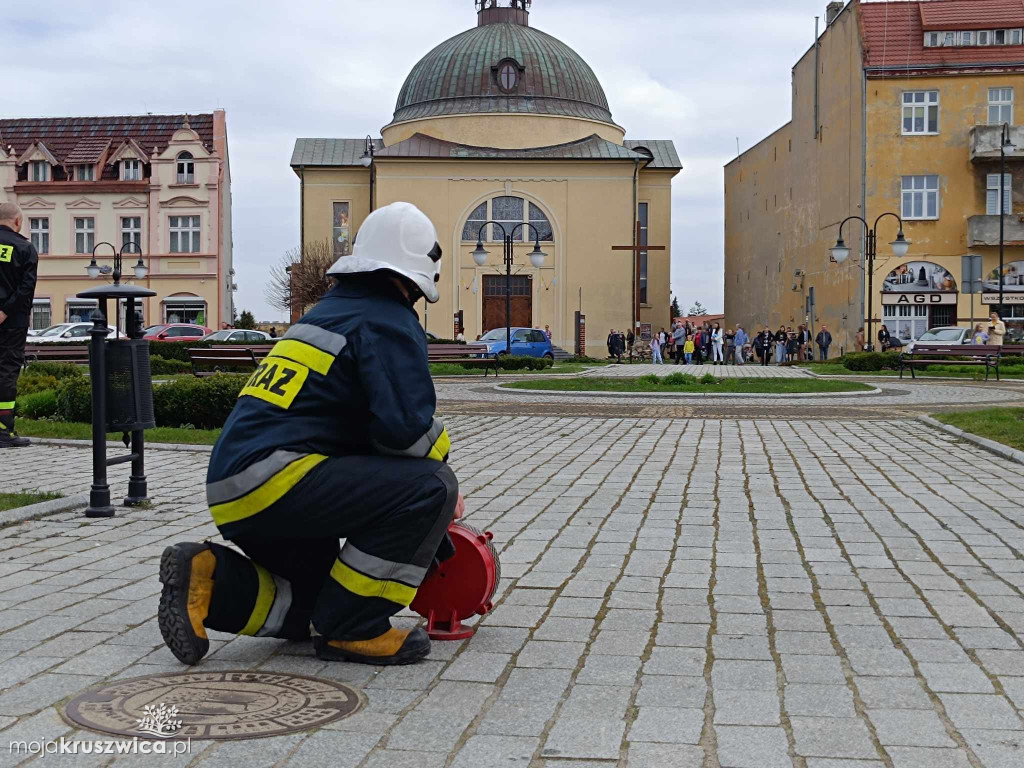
[998,123,1017,310]
[471,222,548,354]
[830,213,910,352]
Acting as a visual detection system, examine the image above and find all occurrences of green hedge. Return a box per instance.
[17,390,58,420]
[150,355,192,376]
[839,351,901,371]
[23,362,84,380]
[56,377,93,423]
[17,374,59,397]
[152,374,246,429]
[496,356,554,371]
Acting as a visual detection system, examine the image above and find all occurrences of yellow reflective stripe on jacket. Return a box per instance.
[329,559,418,607]
[426,427,451,462]
[210,453,328,526]
[239,562,276,636]
[0,401,14,411]
[269,340,335,375]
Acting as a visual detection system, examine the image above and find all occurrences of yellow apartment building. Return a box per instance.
[725,0,1024,352]
[291,0,680,356]
[0,112,233,331]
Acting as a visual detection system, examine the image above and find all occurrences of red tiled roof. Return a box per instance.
[919,0,1024,31]
[0,114,213,180]
[63,137,111,165]
[859,0,1024,71]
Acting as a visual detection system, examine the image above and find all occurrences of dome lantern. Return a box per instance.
[476,0,530,27]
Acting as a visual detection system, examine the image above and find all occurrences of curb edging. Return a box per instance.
[493,384,883,399]
[27,437,213,454]
[918,415,1024,465]
[0,493,89,529]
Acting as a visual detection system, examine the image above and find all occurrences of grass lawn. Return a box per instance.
[800,363,1024,380]
[0,490,63,512]
[430,361,607,377]
[933,408,1024,452]
[501,377,874,394]
[15,419,221,446]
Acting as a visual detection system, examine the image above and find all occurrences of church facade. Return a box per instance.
[291,0,680,356]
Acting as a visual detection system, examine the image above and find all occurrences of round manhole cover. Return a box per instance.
[64,671,363,741]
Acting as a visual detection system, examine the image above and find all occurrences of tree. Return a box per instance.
[687,301,708,317]
[670,296,682,320]
[265,238,336,316]
[236,310,257,330]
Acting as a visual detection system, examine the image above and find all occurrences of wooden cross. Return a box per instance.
[612,221,665,329]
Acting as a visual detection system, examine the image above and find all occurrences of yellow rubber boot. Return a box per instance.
[158,543,215,665]
[317,627,431,666]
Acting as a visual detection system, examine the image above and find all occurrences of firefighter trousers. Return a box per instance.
[0,328,28,412]
[204,455,457,642]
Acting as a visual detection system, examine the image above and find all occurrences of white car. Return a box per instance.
[201,329,272,343]
[31,322,121,343]
[903,326,971,354]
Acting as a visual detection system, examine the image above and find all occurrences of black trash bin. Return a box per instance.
[104,339,156,432]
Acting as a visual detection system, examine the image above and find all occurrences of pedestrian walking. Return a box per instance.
[672,322,687,364]
[650,332,663,364]
[0,203,40,448]
[971,323,989,345]
[774,326,787,364]
[626,329,635,359]
[815,326,833,361]
[712,323,724,363]
[988,312,1007,346]
[733,325,749,365]
[724,328,735,365]
[855,328,865,352]
[607,328,616,360]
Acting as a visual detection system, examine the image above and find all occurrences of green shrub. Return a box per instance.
[17,374,58,397]
[661,372,698,386]
[840,351,900,371]
[55,377,93,423]
[568,355,606,364]
[638,374,661,385]
[23,362,84,380]
[152,374,247,430]
[699,373,718,385]
[428,338,464,345]
[150,355,192,376]
[495,356,551,371]
[17,389,58,420]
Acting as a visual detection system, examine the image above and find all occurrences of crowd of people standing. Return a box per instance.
[643,320,833,366]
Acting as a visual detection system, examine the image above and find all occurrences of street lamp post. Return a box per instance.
[471,222,549,354]
[999,123,1017,311]
[829,213,910,352]
[360,136,377,213]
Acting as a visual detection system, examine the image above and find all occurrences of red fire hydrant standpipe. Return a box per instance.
[411,522,501,641]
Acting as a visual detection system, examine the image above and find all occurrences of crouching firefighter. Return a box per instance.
[157,202,463,666]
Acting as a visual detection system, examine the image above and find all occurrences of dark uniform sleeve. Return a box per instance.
[1,241,37,320]
[356,316,450,462]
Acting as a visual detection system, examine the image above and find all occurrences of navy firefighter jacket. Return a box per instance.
[205,276,451,529]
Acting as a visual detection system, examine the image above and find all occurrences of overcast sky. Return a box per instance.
[7,0,847,320]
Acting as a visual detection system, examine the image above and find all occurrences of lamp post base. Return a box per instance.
[123,496,148,508]
[85,505,116,518]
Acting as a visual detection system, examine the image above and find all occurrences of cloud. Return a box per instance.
[6,0,830,319]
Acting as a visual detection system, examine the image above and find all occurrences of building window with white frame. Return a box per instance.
[923,31,940,47]
[29,218,49,254]
[121,217,142,251]
[979,30,992,45]
[902,91,939,134]
[961,31,975,46]
[31,299,51,331]
[75,217,95,253]
[902,175,940,220]
[989,87,1014,125]
[121,159,141,181]
[176,152,194,184]
[169,215,201,253]
[75,164,94,181]
[30,161,49,181]
[987,173,1013,215]
[163,300,206,324]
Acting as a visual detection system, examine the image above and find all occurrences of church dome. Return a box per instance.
[389,1,617,130]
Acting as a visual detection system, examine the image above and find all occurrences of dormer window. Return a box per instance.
[30,161,50,182]
[924,28,1022,47]
[75,165,94,181]
[176,152,195,184]
[493,58,523,94]
[121,159,141,181]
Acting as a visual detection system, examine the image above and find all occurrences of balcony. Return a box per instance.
[969,124,1024,162]
[968,214,1024,246]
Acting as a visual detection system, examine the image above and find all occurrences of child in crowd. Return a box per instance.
[683,334,695,365]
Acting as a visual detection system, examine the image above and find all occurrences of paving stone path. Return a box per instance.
[2,413,1023,766]
[581,364,813,378]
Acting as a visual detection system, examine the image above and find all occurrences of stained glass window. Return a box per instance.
[491,196,524,241]
[529,203,553,242]
[462,202,487,241]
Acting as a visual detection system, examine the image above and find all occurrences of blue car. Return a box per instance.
[479,327,553,359]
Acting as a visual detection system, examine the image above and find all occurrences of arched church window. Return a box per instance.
[498,62,518,92]
[461,197,554,243]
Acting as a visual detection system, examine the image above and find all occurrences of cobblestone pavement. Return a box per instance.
[2,414,1024,767]
[583,364,812,378]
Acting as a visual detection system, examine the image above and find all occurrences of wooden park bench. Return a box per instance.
[23,344,90,367]
[428,344,498,377]
[899,344,1001,381]
[188,347,261,377]
[1003,343,1024,357]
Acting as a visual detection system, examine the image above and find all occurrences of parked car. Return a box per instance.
[903,326,970,354]
[143,324,212,342]
[201,329,272,343]
[478,327,554,359]
[30,323,121,343]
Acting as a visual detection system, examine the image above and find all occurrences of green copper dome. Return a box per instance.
[390,12,616,127]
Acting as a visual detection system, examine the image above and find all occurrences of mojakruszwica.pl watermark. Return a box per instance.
[10,703,191,757]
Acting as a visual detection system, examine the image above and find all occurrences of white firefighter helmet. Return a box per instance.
[327,202,443,303]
